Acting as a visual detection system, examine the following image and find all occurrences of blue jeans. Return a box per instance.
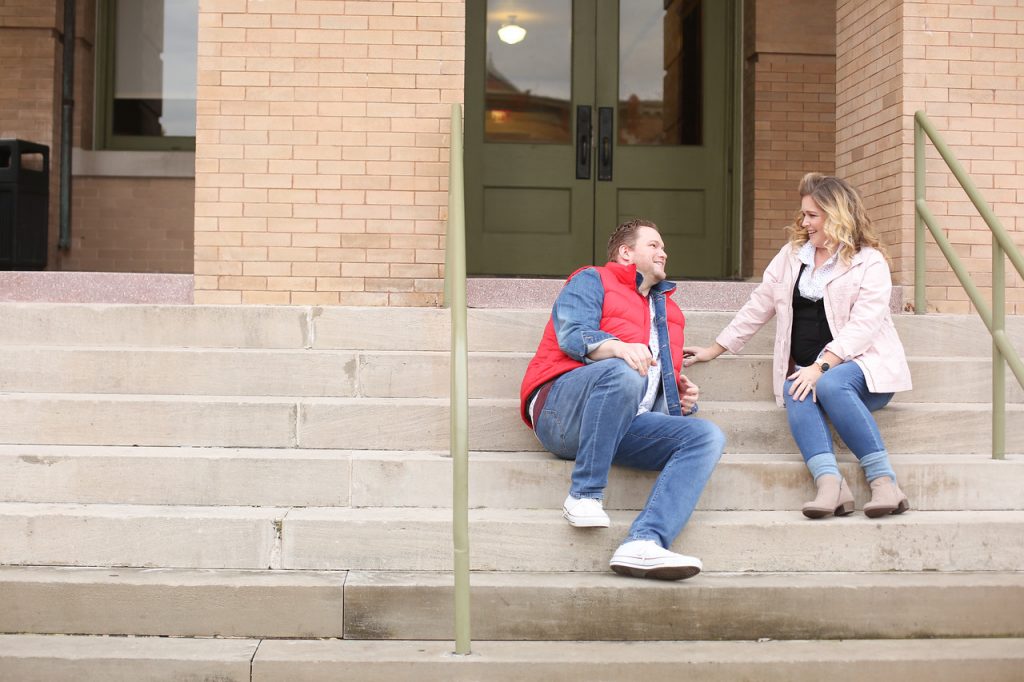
[533,359,725,548]
[784,361,897,483]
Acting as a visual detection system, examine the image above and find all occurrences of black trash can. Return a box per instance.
[0,139,50,270]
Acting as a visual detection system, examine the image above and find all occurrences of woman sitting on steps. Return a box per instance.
[683,172,913,519]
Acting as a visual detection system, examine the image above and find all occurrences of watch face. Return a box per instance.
[821,363,830,372]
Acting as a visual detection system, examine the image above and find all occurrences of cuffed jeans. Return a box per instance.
[533,359,725,548]
[783,361,897,483]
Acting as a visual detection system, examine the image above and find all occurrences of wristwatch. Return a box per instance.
[815,361,831,372]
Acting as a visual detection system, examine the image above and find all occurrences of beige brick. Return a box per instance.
[291,291,342,304]
[292,262,342,277]
[243,290,293,304]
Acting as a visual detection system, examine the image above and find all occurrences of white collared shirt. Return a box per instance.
[796,241,838,302]
[635,295,660,415]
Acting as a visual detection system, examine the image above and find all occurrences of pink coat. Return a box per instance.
[716,244,913,406]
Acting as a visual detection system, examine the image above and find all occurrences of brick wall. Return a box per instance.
[62,177,195,273]
[901,0,1024,314]
[838,0,1024,314]
[747,0,837,276]
[835,0,906,295]
[194,0,465,305]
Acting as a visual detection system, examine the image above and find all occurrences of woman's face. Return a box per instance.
[800,195,829,250]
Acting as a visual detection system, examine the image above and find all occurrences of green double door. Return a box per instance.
[465,0,735,278]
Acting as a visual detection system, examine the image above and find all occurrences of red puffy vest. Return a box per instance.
[519,262,686,427]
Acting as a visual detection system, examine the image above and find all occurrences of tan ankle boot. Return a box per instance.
[802,474,855,519]
[863,476,910,518]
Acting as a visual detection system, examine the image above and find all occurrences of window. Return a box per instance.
[96,0,198,151]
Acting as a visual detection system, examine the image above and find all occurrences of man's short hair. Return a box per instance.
[606,218,658,262]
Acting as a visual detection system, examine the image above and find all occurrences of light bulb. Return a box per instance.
[498,16,526,45]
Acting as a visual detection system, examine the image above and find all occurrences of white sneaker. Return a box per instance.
[562,495,610,528]
[609,540,702,580]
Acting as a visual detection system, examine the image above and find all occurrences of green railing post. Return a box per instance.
[993,239,1006,460]
[446,103,472,654]
[914,117,926,315]
[913,110,1024,460]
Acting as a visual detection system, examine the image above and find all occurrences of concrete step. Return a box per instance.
[342,570,1024,641]
[2,635,1021,682]
[0,566,344,638]
[0,394,1020,453]
[250,638,1024,682]
[0,394,298,448]
[281,508,1024,573]
[297,398,1024,454]
[2,303,1021,357]
[0,303,311,349]
[2,504,1020,573]
[0,347,359,397]
[0,503,281,569]
[2,635,1022,682]
[0,634,258,682]
[2,567,1020,641]
[1,347,1019,404]
[3,446,1021,511]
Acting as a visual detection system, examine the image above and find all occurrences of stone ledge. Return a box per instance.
[468,277,905,312]
[0,273,905,310]
[0,272,194,304]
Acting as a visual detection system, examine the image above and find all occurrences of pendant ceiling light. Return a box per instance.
[498,16,526,45]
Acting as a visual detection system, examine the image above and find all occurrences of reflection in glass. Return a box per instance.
[485,1,572,144]
[619,0,702,146]
[113,0,198,137]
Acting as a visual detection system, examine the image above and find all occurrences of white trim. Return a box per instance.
[72,149,195,178]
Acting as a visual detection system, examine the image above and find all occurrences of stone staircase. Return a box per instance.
[0,302,1023,681]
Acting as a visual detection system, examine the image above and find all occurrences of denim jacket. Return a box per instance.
[551,267,685,416]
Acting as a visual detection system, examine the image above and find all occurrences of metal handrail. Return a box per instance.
[444,103,471,653]
[914,109,1024,459]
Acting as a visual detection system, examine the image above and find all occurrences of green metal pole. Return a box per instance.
[917,111,1024,281]
[448,103,471,654]
[993,240,1005,460]
[914,114,926,315]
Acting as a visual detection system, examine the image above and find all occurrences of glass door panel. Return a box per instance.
[618,0,702,146]
[485,0,573,143]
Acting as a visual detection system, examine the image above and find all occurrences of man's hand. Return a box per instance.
[588,339,656,376]
[678,374,699,414]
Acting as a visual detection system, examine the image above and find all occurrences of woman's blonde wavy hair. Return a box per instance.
[787,173,887,264]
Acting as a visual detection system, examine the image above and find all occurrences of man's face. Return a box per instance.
[622,226,667,284]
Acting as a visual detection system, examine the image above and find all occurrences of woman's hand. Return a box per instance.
[682,345,721,367]
[787,364,823,402]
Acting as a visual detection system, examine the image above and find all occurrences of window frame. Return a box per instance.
[94,0,197,152]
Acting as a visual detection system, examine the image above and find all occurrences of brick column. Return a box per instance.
[194,0,465,305]
[745,0,837,276]
[837,0,1024,314]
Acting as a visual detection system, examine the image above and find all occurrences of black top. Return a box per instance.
[790,263,833,367]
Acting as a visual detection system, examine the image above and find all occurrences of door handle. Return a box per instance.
[576,105,591,180]
[598,107,613,181]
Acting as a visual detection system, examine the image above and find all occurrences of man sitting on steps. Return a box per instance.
[519,218,726,580]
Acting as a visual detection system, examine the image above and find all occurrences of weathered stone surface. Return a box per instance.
[0,348,357,397]
[0,567,344,638]
[0,394,296,447]
[0,445,350,506]
[281,507,1024,573]
[0,303,309,348]
[343,570,1024,640]
[0,634,258,682]
[251,638,1024,682]
[0,503,281,569]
